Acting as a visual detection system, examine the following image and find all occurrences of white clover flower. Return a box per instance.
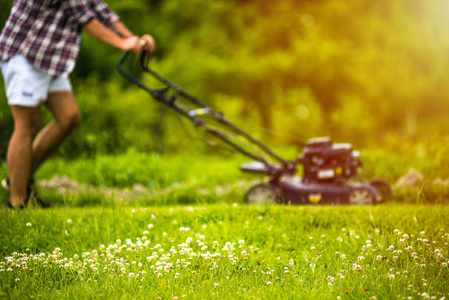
[26,223,32,227]
[157,273,163,278]
[421,293,430,300]
[389,274,395,280]
[266,281,272,285]
[352,264,362,271]
[337,237,342,242]
[214,283,219,288]
[376,255,383,261]
[15,278,20,282]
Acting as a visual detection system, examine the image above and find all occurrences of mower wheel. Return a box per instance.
[348,186,375,205]
[370,179,392,202]
[245,183,281,205]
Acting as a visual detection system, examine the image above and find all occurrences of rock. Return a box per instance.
[431,177,449,187]
[394,168,424,190]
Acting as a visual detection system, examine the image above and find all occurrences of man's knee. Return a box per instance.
[46,91,81,130]
[11,106,41,138]
[61,110,82,130]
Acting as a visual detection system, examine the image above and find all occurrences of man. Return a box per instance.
[0,0,155,209]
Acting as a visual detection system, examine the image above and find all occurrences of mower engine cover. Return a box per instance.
[297,137,361,183]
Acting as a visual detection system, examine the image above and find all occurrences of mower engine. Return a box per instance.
[297,137,361,184]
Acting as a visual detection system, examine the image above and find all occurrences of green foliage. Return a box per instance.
[2,0,449,158]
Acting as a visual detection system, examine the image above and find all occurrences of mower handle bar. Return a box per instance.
[117,51,296,173]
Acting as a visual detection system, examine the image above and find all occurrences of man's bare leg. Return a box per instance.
[30,90,81,176]
[7,105,41,206]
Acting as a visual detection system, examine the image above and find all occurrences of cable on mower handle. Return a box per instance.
[117,51,296,174]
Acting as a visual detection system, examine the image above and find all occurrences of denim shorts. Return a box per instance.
[0,55,72,107]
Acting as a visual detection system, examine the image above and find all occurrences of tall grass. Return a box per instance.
[0,204,448,299]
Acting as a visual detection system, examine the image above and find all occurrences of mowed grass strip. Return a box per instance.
[0,203,448,299]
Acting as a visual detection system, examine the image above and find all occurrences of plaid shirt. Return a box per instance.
[0,0,120,78]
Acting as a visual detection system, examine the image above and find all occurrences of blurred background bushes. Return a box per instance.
[1,0,449,172]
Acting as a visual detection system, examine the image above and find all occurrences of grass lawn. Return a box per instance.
[0,203,448,299]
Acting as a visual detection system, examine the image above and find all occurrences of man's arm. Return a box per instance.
[83,19,141,52]
[112,21,134,38]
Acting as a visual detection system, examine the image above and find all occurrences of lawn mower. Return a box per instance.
[117,52,391,205]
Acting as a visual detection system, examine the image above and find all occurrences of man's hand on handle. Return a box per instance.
[140,34,156,52]
[120,35,155,53]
